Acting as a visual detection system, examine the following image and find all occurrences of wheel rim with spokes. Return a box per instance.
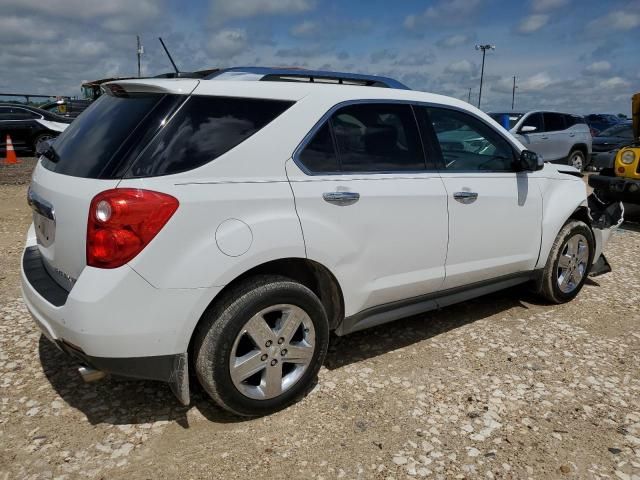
[570,153,583,170]
[229,304,316,400]
[557,233,589,293]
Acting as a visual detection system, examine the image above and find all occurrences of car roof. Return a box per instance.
[108,78,475,111]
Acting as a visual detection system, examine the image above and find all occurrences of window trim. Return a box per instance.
[292,99,523,176]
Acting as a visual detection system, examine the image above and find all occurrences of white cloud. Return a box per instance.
[588,10,640,31]
[517,14,550,33]
[584,61,611,75]
[404,0,481,28]
[437,34,473,48]
[445,59,475,75]
[519,72,553,91]
[532,0,569,12]
[208,29,248,59]
[210,0,314,23]
[600,77,631,89]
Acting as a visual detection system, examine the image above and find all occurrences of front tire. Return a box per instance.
[538,220,594,304]
[194,275,329,417]
[568,150,586,172]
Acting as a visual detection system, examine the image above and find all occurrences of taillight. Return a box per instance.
[87,189,179,269]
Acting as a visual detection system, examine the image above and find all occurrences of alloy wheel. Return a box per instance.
[557,233,589,293]
[229,304,316,400]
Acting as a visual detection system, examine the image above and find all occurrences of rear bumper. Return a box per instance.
[21,241,221,404]
[589,174,640,204]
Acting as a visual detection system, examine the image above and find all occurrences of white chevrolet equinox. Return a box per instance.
[21,68,619,416]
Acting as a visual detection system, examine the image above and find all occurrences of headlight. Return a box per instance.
[621,150,636,164]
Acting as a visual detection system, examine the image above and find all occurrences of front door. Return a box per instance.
[287,102,449,317]
[417,106,543,289]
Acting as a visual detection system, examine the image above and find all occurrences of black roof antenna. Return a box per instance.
[158,37,179,74]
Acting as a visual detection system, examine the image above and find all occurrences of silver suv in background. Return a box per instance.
[490,111,592,171]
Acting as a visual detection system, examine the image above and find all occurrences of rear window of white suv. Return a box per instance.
[43,93,293,179]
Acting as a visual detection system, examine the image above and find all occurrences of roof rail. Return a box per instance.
[205,67,411,90]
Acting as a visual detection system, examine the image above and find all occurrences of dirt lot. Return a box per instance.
[1,161,639,479]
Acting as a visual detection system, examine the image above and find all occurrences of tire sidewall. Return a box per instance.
[547,222,594,302]
[196,281,329,416]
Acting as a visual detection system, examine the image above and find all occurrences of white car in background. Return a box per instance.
[22,68,618,416]
[490,111,592,171]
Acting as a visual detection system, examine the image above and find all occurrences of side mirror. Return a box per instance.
[519,150,544,171]
[519,125,537,133]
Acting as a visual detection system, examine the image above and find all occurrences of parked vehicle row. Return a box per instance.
[21,67,621,416]
[0,103,71,154]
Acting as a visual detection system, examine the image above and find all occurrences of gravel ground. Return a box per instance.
[0,165,639,480]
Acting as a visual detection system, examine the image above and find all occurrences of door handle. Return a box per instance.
[323,191,360,206]
[453,191,478,204]
[541,136,549,140]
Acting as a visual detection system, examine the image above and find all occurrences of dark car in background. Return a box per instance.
[586,114,623,136]
[590,121,634,169]
[40,99,91,118]
[0,103,72,154]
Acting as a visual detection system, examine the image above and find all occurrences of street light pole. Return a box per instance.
[511,76,517,110]
[475,44,495,109]
[468,87,472,103]
[136,35,144,78]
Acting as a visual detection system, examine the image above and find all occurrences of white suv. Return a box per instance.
[22,69,618,416]
[489,111,592,171]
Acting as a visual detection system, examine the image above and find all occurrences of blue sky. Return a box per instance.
[0,0,638,114]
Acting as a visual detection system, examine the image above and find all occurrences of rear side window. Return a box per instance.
[332,103,425,172]
[128,96,293,177]
[297,103,426,173]
[298,123,339,172]
[543,112,565,132]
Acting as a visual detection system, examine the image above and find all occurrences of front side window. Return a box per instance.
[521,112,543,133]
[331,103,425,172]
[424,107,515,172]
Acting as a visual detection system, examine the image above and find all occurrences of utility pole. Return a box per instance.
[136,35,144,78]
[511,76,517,110]
[475,44,495,109]
[468,87,472,103]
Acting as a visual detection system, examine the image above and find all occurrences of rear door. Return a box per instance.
[541,112,567,161]
[287,102,449,316]
[417,106,543,289]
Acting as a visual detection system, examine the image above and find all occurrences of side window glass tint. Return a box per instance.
[543,112,565,132]
[522,113,543,132]
[426,107,515,172]
[129,96,293,177]
[298,123,338,172]
[331,103,425,172]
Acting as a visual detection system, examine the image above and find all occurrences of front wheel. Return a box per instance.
[568,150,586,172]
[194,275,329,416]
[538,220,594,303]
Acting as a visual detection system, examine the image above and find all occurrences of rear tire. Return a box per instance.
[194,275,329,417]
[538,220,594,304]
[33,133,55,155]
[568,150,586,172]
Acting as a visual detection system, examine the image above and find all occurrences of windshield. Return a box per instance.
[489,113,523,130]
[597,123,633,138]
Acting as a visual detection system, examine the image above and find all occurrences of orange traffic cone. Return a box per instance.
[2,135,20,165]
